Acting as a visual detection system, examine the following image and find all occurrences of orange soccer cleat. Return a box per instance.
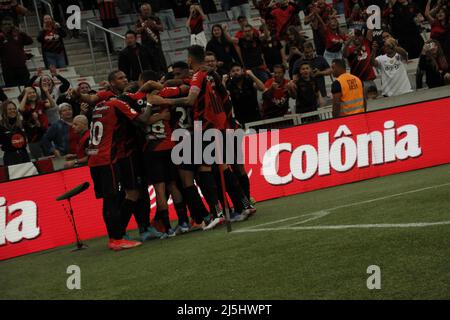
[108,239,142,251]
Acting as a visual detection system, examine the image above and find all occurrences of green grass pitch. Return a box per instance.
[1,164,450,300]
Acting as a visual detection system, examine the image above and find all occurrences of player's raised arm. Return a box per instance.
[147,89,198,107]
[67,88,101,105]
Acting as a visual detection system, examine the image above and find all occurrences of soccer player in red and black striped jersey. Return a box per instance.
[149,46,255,230]
[68,70,128,105]
[133,70,191,236]
[87,86,154,251]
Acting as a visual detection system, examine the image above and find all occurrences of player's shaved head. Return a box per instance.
[188,45,205,66]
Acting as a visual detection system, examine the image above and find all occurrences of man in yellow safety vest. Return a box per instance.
[330,59,366,118]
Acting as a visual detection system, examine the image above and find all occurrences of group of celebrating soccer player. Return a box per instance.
[67,45,256,251]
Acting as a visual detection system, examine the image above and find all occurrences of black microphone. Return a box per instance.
[56,182,90,201]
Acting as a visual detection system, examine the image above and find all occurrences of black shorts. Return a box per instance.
[90,164,120,199]
[198,129,243,166]
[117,154,146,191]
[144,149,178,184]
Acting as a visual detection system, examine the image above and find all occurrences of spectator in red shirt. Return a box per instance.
[270,0,300,40]
[64,115,89,168]
[306,0,338,54]
[234,15,260,39]
[343,29,377,92]
[425,0,449,50]
[0,16,33,87]
[97,0,119,51]
[187,4,207,48]
[252,0,277,33]
[37,15,68,69]
[18,86,54,159]
[316,14,347,66]
[262,64,290,119]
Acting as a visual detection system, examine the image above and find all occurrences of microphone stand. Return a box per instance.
[67,198,88,251]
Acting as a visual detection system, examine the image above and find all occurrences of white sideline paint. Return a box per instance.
[235,221,450,233]
[235,182,450,233]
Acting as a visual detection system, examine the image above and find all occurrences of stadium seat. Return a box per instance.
[249,17,262,29]
[118,14,132,26]
[250,8,260,18]
[170,37,191,51]
[168,51,189,65]
[2,87,21,100]
[108,26,128,51]
[55,67,79,79]
[24,47,42,58]
[208,12,229,23]
[175,18,188,28]
[161,40,172,52]
[160,30,170,41]
[169,27,189,39]
[227,20,240,33]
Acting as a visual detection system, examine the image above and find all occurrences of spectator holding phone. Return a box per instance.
[37,14,68,69]
[225,64,265,125]
[343,29,377,93]
[187,4,207,48]
[416,39,450,89]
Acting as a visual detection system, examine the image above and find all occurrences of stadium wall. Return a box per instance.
[1,98,450,260]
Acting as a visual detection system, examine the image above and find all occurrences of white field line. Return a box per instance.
[236,221,450,233]
[235,182,450,233]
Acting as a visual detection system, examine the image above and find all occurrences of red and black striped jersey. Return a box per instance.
[97,0,117,21]
[87,98,139,167]
[116,91,148,158]
[189,70,233,130]
[143,87,189,152]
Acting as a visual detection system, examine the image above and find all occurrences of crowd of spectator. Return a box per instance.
[1,0,450,169]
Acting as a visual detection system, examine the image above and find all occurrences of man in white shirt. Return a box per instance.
[371,38,412,97]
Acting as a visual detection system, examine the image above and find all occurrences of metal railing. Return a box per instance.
[245,107,334,131]
[86,21,125,78]
[33,0,54,29]
[18,0,28,34]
